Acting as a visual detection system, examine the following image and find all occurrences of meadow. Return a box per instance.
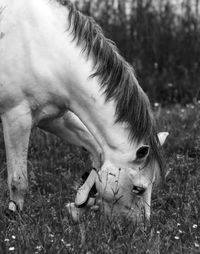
[0,102,199,254]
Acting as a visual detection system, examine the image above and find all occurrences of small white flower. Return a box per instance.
[61,239,71,248]
[11,235,16,240]
[4,238,9,242]
[193,224,198,229]
[156,231,160,234]
[8,247,15,251]
[154,102,159,107]
[177,223,181,226]
[174,236,179,240]
[154,62,158,68]
[178,230,183,233]
[194,242,200,248]
[36,246,43,251]
[65,244,71,247]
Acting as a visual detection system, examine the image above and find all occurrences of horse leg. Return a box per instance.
[38,111,101,221]
[38,111,101,169]
[1,102,32,215]
[143,183,153,219]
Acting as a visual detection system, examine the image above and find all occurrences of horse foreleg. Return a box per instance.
[143,183,153,219]
[38,111,102,169]
[1,102,32,214]
[38,111,101,221]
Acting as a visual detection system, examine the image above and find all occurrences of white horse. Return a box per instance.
[0,0,168,221]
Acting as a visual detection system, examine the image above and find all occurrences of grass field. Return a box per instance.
[0,103,200,254]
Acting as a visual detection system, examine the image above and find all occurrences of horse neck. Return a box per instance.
[66,49,139,167]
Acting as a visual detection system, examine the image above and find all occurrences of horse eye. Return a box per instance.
[132,185,146,195]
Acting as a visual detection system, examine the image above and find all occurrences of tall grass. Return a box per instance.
[74,0,200,104]
[0,103,199,253]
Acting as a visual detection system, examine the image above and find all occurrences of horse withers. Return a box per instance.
[0,0,168,222]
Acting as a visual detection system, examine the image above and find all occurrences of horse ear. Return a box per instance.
[157,132,169,146]
[135,145,150,162]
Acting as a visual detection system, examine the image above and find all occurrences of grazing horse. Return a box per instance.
[0,0,168,221]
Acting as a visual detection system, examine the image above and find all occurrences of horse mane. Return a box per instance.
[58,0,164,178]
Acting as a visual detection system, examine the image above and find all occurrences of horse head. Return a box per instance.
[73,132,169,222]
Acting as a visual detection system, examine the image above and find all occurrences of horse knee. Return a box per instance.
[10,175,28,196]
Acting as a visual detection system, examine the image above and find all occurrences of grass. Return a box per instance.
[0,102,200,253]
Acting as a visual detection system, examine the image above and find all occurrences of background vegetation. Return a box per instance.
[75,0,200,104]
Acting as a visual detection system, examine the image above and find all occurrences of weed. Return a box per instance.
[0,103,200,253]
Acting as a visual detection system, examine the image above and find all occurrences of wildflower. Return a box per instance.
[178,230,183,233]
[8,247,15,251]
[156,231,160,234]
[181,109,185,113]
[154,62,158,69]
[174,236,179,240]
[176,154,183,159]
[177,223,181,226]
[4,238,9,242]
[194,242,200,248]
[11,235,16,240]
[193,224,198,229]
[61,239,71,248]
[154,102,159,107]
[65,244,71,247]
[36,246,43,251]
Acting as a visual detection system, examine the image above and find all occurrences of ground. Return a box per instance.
[0,102,200,254]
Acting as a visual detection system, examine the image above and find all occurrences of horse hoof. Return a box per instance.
[4,208,18,220]
[4,200,18,220]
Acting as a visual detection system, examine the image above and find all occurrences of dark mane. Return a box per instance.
[58,0,164,177]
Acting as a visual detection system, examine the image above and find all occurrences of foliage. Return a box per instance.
[0,102,200,253]
[74,0,200,104]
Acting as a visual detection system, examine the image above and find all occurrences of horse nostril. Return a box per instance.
[132,185,146,195]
